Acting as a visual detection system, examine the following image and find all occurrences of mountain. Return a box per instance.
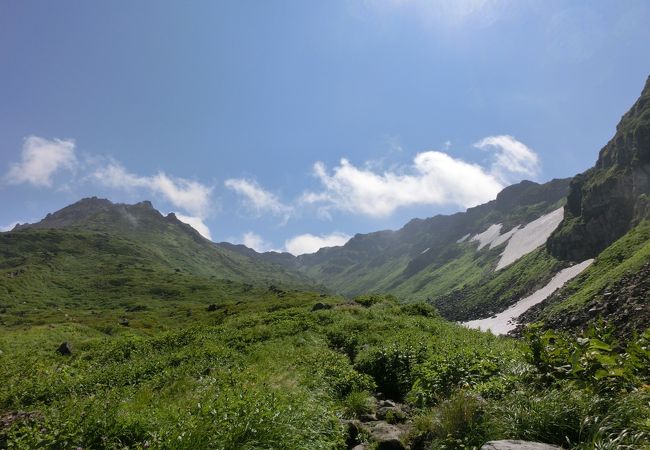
[2,197,313,293]
[509,76,650,334]
[547,75,650,261]
[220,76,650,333]
[220,177,572,322]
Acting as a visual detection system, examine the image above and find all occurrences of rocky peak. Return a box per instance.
[547,75,650,261]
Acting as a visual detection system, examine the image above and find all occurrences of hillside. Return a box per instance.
[218,77,650,334]
[2,198,313,298]
[547,75,650,261]
[221,179,574,322]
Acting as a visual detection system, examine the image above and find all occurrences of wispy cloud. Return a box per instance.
[225,178,293,222]
[474,134,540,182]
[237,231,278,253]
[5,136,77,187]
[0,221,21,232]
[284,232,351,256]
[93,162,213,219]
[174,213,212,240]
[361,0,511,28]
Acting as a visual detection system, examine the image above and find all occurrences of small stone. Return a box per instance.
[57,342,72,355]
[119,317,129,326]
[358,412,377,422]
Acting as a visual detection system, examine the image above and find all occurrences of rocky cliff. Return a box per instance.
[547,76,650,261]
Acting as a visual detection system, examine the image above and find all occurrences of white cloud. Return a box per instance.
[302,135,540,218]
[93,162,213,218]
[5,136,77,187]
[174,213,212,240]
[285,232,351,256]
[239,231,277,253]
[474,135,540,182]
[225,178,292,221]
[302,153,501,217]
[0,221,20,232]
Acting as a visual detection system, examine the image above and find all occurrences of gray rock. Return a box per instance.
[367,422,405,450]
[358,412,377,422]
[481,440,562,450]
[56,342,72,355]
[311,302,331,311]
[376,406,406,423]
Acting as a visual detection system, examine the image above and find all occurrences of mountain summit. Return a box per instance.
[7,197,311,287]
[548,75,650,261]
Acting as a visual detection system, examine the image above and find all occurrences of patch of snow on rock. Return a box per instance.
[463,259,594,335]
[421,247,430,254]
[489,225,520,249]
[456,233,470,243]
[470,224,503,250]
[495,207,564,271]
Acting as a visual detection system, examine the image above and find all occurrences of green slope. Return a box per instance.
[522,220,650,334]
[5,197,313,289]
[295,179,569,300]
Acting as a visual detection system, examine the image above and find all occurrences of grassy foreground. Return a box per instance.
[1,283,648,449]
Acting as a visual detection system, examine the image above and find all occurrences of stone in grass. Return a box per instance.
[481,441,562,450]
[311,302,332,312]
[366,422,406,450]
[56,342,72,355]
[207,304,219,312]
[119,317,130,326]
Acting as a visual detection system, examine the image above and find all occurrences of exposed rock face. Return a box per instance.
[481,441,561,450]
[519,260,650,337]
[548,75,650,261]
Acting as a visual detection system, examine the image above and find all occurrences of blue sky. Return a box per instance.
[1,1,649,254]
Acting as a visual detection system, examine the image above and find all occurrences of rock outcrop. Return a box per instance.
[548,75,650,261]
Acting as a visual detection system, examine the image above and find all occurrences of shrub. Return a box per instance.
[341,391,375,419]
[355,341,427,400]
[409,350,500,406]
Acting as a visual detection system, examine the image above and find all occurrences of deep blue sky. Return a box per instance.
[1,1,649,254]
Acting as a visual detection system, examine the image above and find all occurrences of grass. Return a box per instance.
[0,224,649,449]
[543,220,650,318]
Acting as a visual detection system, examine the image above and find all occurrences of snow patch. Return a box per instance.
[470,224,503,250]
[468,207,565,271]
[490,225,520,249]
[462,259,594,335]
[421,247,430,254]
[496,207,564,270]
[456,233,470,243]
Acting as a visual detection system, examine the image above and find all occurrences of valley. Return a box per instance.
[1,75,649,450]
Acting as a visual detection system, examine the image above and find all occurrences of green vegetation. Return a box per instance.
[542,220,650,318]
[1,278,648,449]
[1,191,649,449]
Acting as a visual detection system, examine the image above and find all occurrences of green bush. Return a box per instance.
[409,350,500,406]
[355,340,427,400]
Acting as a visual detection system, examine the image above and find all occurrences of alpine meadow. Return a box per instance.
[1,2,649,450]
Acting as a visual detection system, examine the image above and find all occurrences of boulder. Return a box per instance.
[366,422,405,450]
[481,441,562,450]
[376,406,406,423]
[311,302,332,311]
[56,342,72,355]
[119,317,130,326]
